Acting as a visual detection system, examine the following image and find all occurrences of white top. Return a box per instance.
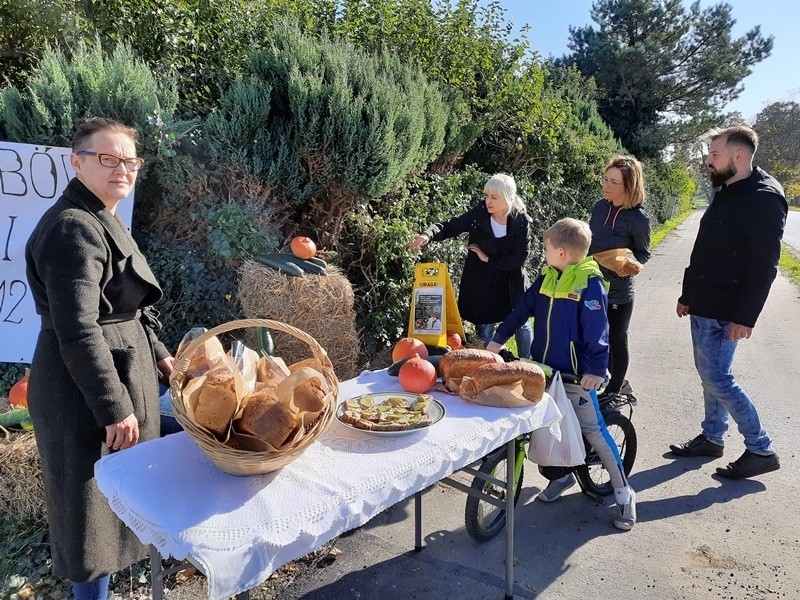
[95,369,560,600]
[490,217,507,238]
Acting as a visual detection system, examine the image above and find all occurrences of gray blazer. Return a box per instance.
[25,178,169,581]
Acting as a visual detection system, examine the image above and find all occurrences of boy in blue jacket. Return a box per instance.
[487,218,636,531]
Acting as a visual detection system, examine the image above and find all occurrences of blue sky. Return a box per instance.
[488,0,799,122]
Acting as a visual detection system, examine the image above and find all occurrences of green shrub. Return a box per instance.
[0,39,180,154]
[135,233,243,352]
[205,20,466,247]
[340,166,596,356]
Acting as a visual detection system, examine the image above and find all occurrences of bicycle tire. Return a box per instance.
[464,449,524,542]
[575,410,637,498]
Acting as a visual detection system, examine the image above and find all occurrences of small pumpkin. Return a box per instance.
[9,369,29,408]
[446,331,463,350]
[290,236,317,260]
[392,337,428,362]
[398,356,437,393]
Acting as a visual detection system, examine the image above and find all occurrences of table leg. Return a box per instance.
[414,490,423,551]
[150,545,165,600]
[505,439,514,600]
[148,545,250,599]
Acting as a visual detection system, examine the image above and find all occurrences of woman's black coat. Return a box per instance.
[424,203,530,324]
[25,178,170,581]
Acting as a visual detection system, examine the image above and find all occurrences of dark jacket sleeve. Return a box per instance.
[579,277,610,378]
[733,191,785,326]
[32,215,135,426]
[631,211,651,264]
[423,205,482,242]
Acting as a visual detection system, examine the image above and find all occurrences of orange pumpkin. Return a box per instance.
[290,236,317,259]
[446,331,463,350]
[398,356,437,393]
[9,369,29,408]
[392,337,428,362]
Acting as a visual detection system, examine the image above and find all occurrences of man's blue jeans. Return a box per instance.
[690,315,774,455]
[476,321,533,359]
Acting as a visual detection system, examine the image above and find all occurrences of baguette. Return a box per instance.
[439,348,503,381]
[460,361,546,403]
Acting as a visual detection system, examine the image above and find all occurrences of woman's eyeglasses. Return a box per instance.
[77,151,144,172]
[600,176,623,187]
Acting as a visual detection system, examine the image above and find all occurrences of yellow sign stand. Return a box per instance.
[408,263,465,347]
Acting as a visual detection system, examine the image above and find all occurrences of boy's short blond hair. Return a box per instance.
[543,218,592,260]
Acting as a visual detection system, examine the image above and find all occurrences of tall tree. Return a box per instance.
[754,100,800,198]
[559,0,773,158]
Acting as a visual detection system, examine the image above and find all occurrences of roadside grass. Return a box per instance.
[780,243,800,288]
[650,198,697,248]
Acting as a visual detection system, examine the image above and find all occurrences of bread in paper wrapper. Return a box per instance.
[459,361,546,407]
[593,248,643,277]
[229,366,328,451]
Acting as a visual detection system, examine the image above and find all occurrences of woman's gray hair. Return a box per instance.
[484,173,527,216]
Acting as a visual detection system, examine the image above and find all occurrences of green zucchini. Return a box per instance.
[281,254,327,276]
[387,354,442,377]
[256,327,275,356]
[306,256,328,269]
[254,254,305,277]
[0,406,30,428]
[424,344,450,356]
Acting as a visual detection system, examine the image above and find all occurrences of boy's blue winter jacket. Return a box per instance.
[492,257,610,378]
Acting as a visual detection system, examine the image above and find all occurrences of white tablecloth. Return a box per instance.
[95,369,560,600]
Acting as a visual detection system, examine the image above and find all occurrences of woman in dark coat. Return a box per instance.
[24,117,174,599]
[410,173,533,356]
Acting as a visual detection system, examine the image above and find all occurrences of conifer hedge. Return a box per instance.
[204,21,470,246]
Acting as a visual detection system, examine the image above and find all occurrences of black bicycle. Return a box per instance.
[464,376,637,542]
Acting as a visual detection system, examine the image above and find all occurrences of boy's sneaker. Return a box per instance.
[537,473,576,502]
[614,489,636,531]
[716,450,780,479]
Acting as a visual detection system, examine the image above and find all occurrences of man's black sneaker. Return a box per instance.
[716,450,780,479]
[669,434,724,458]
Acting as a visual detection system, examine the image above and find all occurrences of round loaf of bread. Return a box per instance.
[236,389,299,448]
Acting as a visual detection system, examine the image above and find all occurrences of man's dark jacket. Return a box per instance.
[680,167,787,327]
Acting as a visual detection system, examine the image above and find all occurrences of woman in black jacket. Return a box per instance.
[588,155,651,397]
[25,118,173,600]
[410,173,533,356]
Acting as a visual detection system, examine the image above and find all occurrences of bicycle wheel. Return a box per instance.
[464,449,524,542]
[575,411,637,498]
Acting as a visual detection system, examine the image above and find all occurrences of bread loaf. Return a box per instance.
[236,388,299,448]
[460,361,546,403]
[439,348,503,391]
[276,367,327,427]
[193,367,244,438]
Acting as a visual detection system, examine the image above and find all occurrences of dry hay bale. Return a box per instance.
[238,260,360,380]
[0,429,46,524]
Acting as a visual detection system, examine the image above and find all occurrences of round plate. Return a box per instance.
[336,392,445,437]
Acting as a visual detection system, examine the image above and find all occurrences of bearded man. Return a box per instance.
[669,125,787,479]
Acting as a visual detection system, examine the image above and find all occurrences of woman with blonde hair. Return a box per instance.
[411,173,533,355]
[589,155,651,398]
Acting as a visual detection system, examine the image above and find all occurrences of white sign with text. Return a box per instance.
[0,141,133,364]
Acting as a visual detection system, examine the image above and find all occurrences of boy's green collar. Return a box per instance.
[540,256,608,298]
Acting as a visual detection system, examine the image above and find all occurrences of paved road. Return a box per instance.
[273,207,800,600]
[784,209,800,251]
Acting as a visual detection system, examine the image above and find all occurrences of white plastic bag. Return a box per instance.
[527,372,586,467]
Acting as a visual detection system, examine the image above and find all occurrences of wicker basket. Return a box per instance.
[169,318,338,476]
